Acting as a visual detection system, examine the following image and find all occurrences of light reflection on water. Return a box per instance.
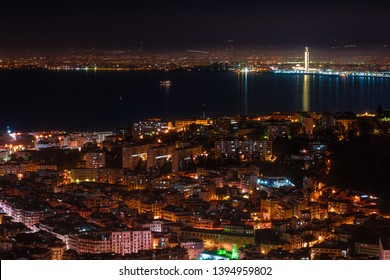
[2,70,390,130]
[303,75,310,111]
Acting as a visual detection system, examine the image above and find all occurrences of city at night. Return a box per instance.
[1,0,390,278]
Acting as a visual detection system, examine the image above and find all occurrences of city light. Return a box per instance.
[1,2,390,267]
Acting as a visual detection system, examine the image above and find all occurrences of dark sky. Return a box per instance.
[0,0,389,53]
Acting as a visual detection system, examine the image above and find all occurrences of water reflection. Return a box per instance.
[237,72,249,115]
[303,75,310,111]
[160,82,171,116]
[244,72,248,115]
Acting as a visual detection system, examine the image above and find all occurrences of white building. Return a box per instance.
[180,239,204,260]
[59,131,113,149]
[379,236,390,260]
[141,220,164,232]
[112,230,152,256]
[215,140,272,159]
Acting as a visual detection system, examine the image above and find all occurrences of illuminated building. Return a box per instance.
[283,233,303,251]
[122,144,153,169]
[68,233,111,254]
[307,202,321,220]
[94,131,114,143]
[226,165,260,177]
[191,216,218,229]
[152,234,170,249]
[328,200,352,214]
[18,209,49,228]
[180,239,204,260]
[125,198,166,219]
[141,220,164,232]
[223,225,254,236]
[180,227,254,251]
[59,132,113,149]
[59,134,87,149]
[125,247,189,260]
[0,163,33,175]
[270,112,300,122]
[355,205,380,216]
[151,177,172,190]
[172,146,203,173]
[260,199,284,220]
[0,162,57,176]
[85,152,106,168]
[239,174,258,193]
[199,244,239,260]
[162,205,192,222]
[0,197,50,229]
[121,173,146,190]
[335,118,357,132]
[257,176,295,189]
[215,140,272,159]
[70,168,99,182]
[123,144,175,171]
[68,167,137,185]
[213,118,232,133]
[132,120,172,137]
[332,112,357,133]
[35,164,58,171]
[300,112,314,135]
[355,241,379,257]
[99,168,122,184]
[112,230,152,256]
[320,112,336,128]
[310,243,349,259]
[268,125,288,141]
[35,139,59,150]
[175,119,213,131]
[146,145,175,170]
[82,195,111,209]
[0,149,10,162]
[379,237,390,260]
[304,47,309,72]
[171,179,200,196]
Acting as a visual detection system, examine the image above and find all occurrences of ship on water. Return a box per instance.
[160,80,171,86]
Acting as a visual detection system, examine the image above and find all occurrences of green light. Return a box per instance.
[232,244,238,260]
[217,249,226,255]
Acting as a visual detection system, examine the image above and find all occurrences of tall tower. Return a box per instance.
[304,47,310,71]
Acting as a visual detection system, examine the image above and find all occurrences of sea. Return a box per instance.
[1,69,390,131]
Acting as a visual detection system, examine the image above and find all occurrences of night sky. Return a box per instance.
[0,0,389,53]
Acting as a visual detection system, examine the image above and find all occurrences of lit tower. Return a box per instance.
[304,47,310,71]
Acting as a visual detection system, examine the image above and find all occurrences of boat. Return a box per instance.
[160,80,171,86]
